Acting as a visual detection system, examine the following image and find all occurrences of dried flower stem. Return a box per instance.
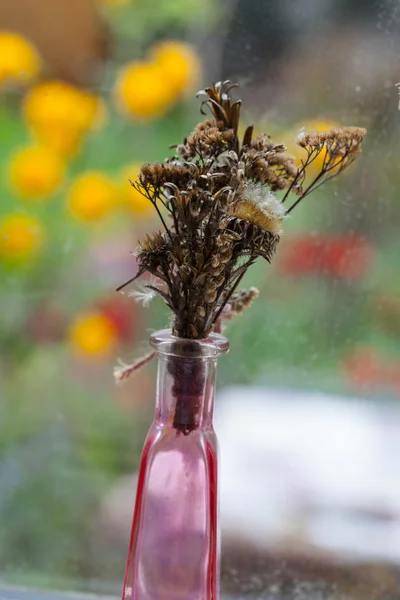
[114,351,157,383]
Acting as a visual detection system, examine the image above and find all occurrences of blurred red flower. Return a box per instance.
[97,294,138,343]
[344,347,400,391]
[277,234,374,279]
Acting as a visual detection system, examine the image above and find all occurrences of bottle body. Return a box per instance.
[121,330,228,600]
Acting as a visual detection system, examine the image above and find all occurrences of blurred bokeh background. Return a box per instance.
[0,0,399,598]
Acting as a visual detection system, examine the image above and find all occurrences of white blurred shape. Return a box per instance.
[215,387,400,562]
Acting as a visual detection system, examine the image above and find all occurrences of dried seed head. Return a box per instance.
[230,287,260,314]
[140,232,165,252]
[296,126,366,150]
[233,184,286,234]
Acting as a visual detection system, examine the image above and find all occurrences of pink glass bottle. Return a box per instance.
[121,329,229,600]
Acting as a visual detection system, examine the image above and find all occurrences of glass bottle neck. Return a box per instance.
[155,354,217,433]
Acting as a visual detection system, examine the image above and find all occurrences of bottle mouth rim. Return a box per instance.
[150,329,229,358]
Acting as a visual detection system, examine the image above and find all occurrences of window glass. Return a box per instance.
[0,0,399,598]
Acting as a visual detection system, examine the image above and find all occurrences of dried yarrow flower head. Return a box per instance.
[118,80,366,343]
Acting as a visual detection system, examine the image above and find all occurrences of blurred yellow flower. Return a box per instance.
[114,61,175,119]
[0,213,44,262]
[151,40,201,96]
[98,0,130,5]
[119,165,154,217]
[23,81,106,157]
[67,171,118,222]
[9,145,65,199]
[35,127,84,159]
[69,311,117,356]
[0,31,41,86]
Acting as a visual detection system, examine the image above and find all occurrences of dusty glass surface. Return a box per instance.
[0,0,399,599]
